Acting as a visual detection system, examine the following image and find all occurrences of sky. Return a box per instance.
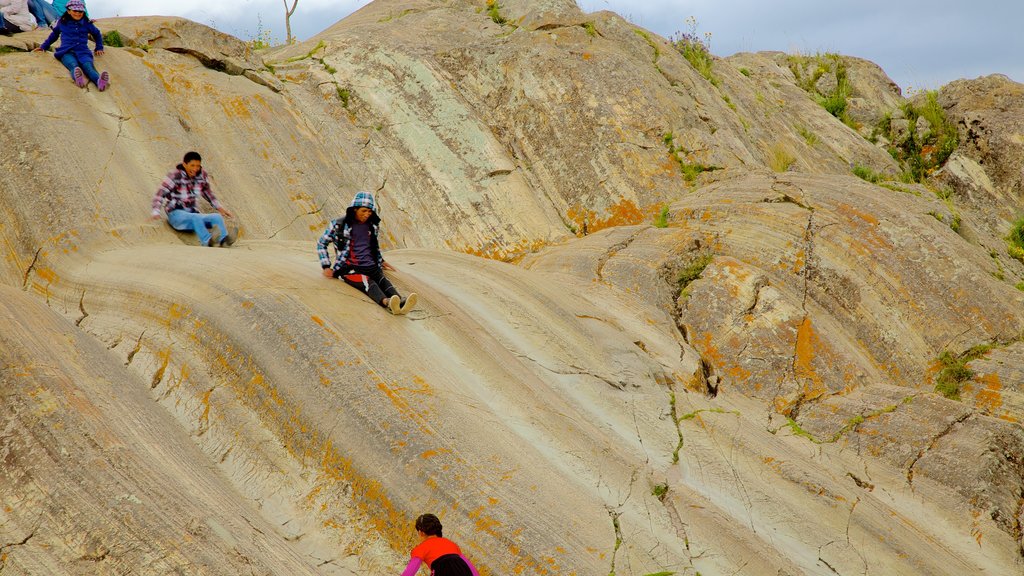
[88,0,1022,91]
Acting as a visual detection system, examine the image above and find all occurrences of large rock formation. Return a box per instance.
[2,1,1022,574]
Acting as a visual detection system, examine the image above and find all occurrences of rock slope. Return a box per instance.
[2,1,1023,574]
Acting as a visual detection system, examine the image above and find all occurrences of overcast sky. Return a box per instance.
[89,0,1021,91]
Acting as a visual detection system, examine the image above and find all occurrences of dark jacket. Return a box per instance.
[40,15,102,62]
[316,206,384,273]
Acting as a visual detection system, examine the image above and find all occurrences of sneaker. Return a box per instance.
[205,237,215,247]
[398,292,418,315]
[387,295,401,315]
[219,232,235,247]
[97,71,109,92]
[73,67,86,88]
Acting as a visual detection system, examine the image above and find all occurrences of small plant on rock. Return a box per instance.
[767,142,795,172]
[653,205,670,228]
[486,0,507,25]
[852,165,882,183]
[102,30,125,48]
[934,345,992,400]
[651,482,669,500]
[670,17,718,87]
[1007,216,1024,263]
[677,253,713,291]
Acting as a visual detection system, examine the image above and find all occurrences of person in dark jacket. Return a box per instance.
[317,191,417,315]
[33,0,108,90]
[151,151,236,247]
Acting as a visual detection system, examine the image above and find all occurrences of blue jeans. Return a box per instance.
[59,53,100,83]
[167,210,228,246]
[27,0,59,27]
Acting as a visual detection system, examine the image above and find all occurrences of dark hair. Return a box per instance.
[415,513,443,537]
[183,151,202,163]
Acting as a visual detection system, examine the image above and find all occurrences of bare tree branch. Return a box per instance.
[283,0,299,44]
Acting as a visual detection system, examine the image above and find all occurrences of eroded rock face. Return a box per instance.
[934,75,1024,231]
[2,2,1024,574]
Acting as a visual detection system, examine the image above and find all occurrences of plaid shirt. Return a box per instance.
[317,217,383,272]
[151,165,221,216]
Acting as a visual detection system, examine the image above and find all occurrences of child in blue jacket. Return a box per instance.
[33,0,108,90]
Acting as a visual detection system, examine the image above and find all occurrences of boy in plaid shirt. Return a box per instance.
[151,151,235,247]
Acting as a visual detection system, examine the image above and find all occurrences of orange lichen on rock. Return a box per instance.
[566,197,646,235]
[794,317,826,402]
[973,372,1003,414]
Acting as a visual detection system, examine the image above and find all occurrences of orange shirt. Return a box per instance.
[410,536,462,567]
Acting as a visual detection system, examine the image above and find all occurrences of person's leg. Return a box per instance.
[38,0,59,26]
[366,267,400,298]
[78,58,100,84]
[59,53,88,87]
[339,271,389,307]
[27,0,46,27]
[195,213,228,243]
[167,210,213,246]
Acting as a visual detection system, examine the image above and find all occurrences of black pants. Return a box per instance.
[335,265,399,306]
[431,554,474,576]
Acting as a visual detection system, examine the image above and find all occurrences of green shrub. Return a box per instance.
[934,345,992,400]
[1007,216,1024,251]
[767,142,795,172]
[581,22,597,37]
[336,87,350,107]
[1016,282,1024,291]
[653,205,670,228]
[883,90,959,182]
[739,67,751,77]
[102,30,125,48]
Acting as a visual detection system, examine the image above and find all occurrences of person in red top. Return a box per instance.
[400,513,479,576]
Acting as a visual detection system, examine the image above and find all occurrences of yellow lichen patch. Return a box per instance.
[219,97,253,120]
[973,372,1003,414]
[794,317,827,402]
[695,331,724,369]
[792,249,806,274]
[199,388,213,429]
[461,238,549,263]
[34,266,58,284]
[835,203,880,226]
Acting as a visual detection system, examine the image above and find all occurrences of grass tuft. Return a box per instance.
[852,165,882,183]
[653,205,670,228]
[767,142,795,172]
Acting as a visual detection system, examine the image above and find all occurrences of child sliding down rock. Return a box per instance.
[34,0,109,91]
[317,192,418,315]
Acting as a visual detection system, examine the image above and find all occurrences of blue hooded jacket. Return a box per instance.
[40,15,103,62]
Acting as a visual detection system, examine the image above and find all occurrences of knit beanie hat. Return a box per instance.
[349,191,376,212]
[66,0,87,11]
